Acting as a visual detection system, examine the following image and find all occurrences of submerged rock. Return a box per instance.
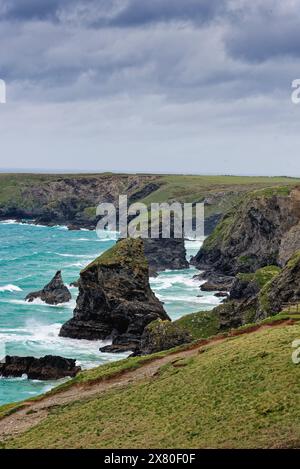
[59,238,170,351]
[0,355,81,380]
[25,271,71,305]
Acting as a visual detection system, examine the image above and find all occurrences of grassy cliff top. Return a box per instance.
[1,172,299,206]
[4,322,300,449]
[82,238,148,272]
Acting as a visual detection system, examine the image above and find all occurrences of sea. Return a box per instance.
[0,221,220,405]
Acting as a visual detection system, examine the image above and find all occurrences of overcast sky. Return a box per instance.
[0,0,300,175]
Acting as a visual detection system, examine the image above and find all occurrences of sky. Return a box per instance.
[0,0,300,175]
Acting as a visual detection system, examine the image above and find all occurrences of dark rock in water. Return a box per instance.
[191,187,300,275]
[0,355,81,380]
[59,238,170,350]
[25,271,71,305]
[100,337,140,354]
[214,292,229,298]
[70,279,79,288]
[197,272,234,292]
[137,320,192,355]
[143,237,189,277]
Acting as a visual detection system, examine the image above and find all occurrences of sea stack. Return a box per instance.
[59,238,170,352]
[25,271,71,305]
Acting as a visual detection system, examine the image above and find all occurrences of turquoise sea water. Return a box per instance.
[0,221,219,405]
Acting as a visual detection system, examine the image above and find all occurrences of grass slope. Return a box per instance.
[5,323,300,449]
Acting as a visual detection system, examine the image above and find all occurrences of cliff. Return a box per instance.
[1,173,298,233]
[192,187,300,275]
[258,251,300,317]
[59,238,169,351]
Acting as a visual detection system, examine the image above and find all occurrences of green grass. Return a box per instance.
[82,238,148,272]
[5,323,300,449]
[140,175,299,205]
[175,311,220,340]
[237,266,281,289]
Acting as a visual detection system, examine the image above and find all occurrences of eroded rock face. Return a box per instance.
[278,222,300,266]
[0,355,81,380]
[191,188,300,275]
[25,271,71,305]
[258,252,300,318]
[59,238,170,351]
[137,320,192,355]
[143,237,189,276]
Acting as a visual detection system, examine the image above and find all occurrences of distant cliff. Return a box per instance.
[1,173,298,233]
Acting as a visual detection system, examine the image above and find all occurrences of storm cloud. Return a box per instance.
[0,0,299,175]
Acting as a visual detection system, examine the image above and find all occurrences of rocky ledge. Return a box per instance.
[25,271,71,305]
[59,238,170,352]
[0,355,81,380]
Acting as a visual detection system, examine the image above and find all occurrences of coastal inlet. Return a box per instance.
[0,221,220,405]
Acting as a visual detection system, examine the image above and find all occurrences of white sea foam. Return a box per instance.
[0,284,23,293]
[0,219,18,224]
[52,252,98,259]
[8,298,76,309]
[151,273,200,291]
[156,293,221,305]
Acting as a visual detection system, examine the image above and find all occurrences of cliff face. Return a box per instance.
[0,174,158,229]
[143,237,189,276]
[59,238,169,351]
[258,251,300,317]
[192,187,300,275]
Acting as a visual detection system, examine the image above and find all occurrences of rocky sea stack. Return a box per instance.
[25,271,71,305]
[143,236,189,276]
[59,238,170,352]
[0,355,81,380]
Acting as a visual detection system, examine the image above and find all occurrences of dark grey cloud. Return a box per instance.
[109,0,223,27]
[0,0,68,21]
[0,1,299,175]
[0,0,224,27]
[225,1,300,62]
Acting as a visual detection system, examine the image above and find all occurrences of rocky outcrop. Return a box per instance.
[143,237,189,276]
[25,271,71,305]
[258,252,300,318]
[0,355,81,380]
[278,221,300,266]
[137,320,192,355]
[191,187,300,275]
[60,238,170,351]
[194,271,234,292]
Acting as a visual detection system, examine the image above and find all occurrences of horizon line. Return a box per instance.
[0,168,299,178]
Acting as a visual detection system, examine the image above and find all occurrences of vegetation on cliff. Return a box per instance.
[192,185,300,274]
